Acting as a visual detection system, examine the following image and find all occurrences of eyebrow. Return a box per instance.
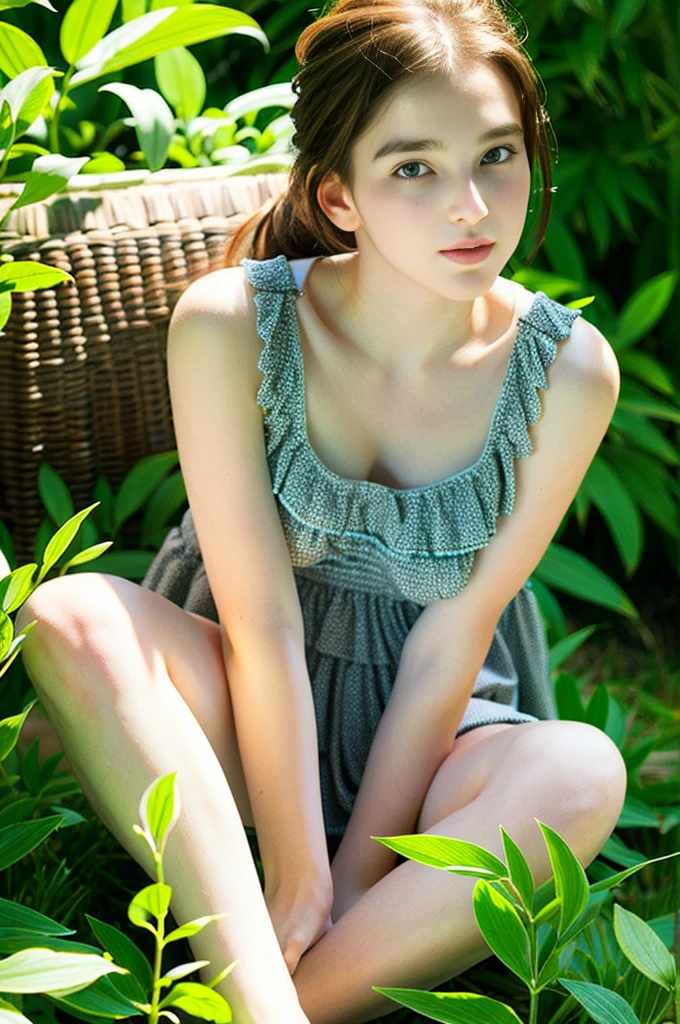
[372,122,525,161]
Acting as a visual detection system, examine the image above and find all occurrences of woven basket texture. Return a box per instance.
[0,169,289,565]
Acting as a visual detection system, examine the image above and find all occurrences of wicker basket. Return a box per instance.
[0,168,289,565]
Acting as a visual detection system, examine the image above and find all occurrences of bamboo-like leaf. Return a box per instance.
[609,408,680,464]
[70,6,269,89]
[164,914,229,945]
[472,880,532,984]
[139,772,180,855]
[533,543,638,618]
[371,833,507,878]
[612,904,677,990]
[558,978,641,1024]
[0,260,72,293]
[37,502,98,583]
[0,814,65,870]
[99,82,174,172]
[0,23,47,78]
[0,948,127,993]
[158,981,231,1021]
[0,701,37,761]
[60,0,118,65]
[86,914,153,992]
[581,455,644,574]
[615,271,679,350]
[499,826,534,909]
[155,46,206,120]
[9,153,89,213]
[537,821,589,935]
[370,987,524,1023]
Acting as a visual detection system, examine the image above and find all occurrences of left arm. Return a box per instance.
[330,318,620,901]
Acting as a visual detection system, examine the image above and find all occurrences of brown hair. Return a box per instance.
[224,0,555,268]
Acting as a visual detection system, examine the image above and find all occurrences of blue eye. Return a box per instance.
[392,145,518,182]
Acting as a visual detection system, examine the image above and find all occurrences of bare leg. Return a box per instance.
[15,573,307,1024]
[291,719,627,1024]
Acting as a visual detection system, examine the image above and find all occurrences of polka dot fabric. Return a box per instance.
[141,253,583,836]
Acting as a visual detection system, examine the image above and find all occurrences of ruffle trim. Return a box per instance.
[240,254,583,558]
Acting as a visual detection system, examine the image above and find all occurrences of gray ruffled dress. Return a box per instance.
[141,253,583,837]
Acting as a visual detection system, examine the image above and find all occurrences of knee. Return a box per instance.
[15,573,135,697]
[516,720,628,825]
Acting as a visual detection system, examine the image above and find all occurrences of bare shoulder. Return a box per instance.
[171,265,254,328]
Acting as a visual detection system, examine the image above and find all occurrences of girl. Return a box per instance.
[16,0,627,1022]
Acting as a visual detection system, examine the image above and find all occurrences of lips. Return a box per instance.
[442,239,494,251]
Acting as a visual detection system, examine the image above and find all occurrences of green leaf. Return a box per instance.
[533,543,638,618]
[0,290,12,331]
[499,826,534,909]
[472,879,532,984]
[70,6,269,89]
[617,349,676,396]
[139,470,186,547]
[0,814,65,871]
[38,463,75,527]
[69,549,155,580]
[0,701,37,761]
[113,451,179,530]
[581,455,644,575]
[80,152,126,174]
[60,0,118,65]
[37,502,99,584]
[61,542,113,572]
[0,65,54,137]
[155,46,206,120]
[558,978,641,1024]
[537,821,589,936]
[0,948,127,993]
[604,447,680,537]
[99,82,174,172]
[612,904,677,990]
[8,153,89,213]
[161,960,209,984]
[610,408,680,464]
[370,833,507,878]
[549,625,601,673]
[158,981,231,1022]
[138,772,180,856]
[164,914,229,945]
[0,895,73,936]
[85,914,153,993]
[0,997,33,1024]
[589,851,680,893]
[0,260,72,293]
[618,378,680,424]
[0,24,47,78]
[48,973,143,1017]
[370,987,524,1023]
[615,271,679,351]
[0,609,12,661]
[128,884,172,932]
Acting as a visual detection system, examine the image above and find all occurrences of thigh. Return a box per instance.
[17,572,255,830]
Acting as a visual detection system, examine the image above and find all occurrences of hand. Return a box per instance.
[265,879,334,976]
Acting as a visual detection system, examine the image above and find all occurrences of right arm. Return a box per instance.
[166,267,331,898]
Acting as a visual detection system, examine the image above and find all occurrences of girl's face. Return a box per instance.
[331,64,533,298]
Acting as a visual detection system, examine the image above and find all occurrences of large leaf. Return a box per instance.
[472,880,532,984]
[0,815,65,871]
[0,260,72,293]
[370,988,523,1023]
[158,981,231,1022]
[70,6,269,89]
[533,543,638,617]
[558,978,641,1024]
[99,83,174,172]
[615,271,679,350]
[60,0,118,65]
[370,833,507,878]
[48,973,143,1018]
[0,66,55,137]
[0,701,37,762]
[499,826,534,909]
[612,904,677,990]
[113,451,178,530]
[128,884,172,932]
[0,23,47,78]
[155,46,206,120]
[581,455,644,574]
[85,914,153,993]
[0,948,127,993]
[8,153,88,213]
[537,821,589,936]
[0,896,73,936]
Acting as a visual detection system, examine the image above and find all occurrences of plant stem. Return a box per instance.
[148,852,167,1024]
[49,66,74,153]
